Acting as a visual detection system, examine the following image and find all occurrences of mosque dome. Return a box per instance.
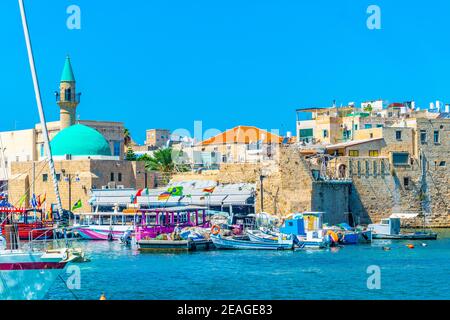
[50,124,112,157]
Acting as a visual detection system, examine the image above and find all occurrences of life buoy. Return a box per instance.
[211,225,221,235]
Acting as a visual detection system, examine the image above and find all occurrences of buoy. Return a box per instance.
[100,293,107,300]
[382,246,391,251]
[406,244,415,249]
[421,243,428,247]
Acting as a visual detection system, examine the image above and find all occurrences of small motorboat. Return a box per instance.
[369,217,437,240]
[210,234,294,250]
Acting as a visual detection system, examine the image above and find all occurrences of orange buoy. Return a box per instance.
[406,244,415,249]
[211,225,221,236]
[100,293,107,300]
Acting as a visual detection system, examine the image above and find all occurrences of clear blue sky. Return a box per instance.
[1,0,450,143]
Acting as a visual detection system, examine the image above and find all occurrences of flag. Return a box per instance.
[203,187,215,194]
[30,194,38,208]
[40,193,47,207]
[72,199,82,211]
[168,186,183,196]
[18,194,27,207]
[158,192,171,201]
[133,188,149,204]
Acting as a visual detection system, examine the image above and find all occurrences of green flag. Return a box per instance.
[168,186,183,197]
[72,199,83,211]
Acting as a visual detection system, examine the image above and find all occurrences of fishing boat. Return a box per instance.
[324,223,372,245]
[210,234,294,250]
[281,212,330,249]
[369,216,438,240]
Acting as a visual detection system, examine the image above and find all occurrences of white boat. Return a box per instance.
[73,212,138,240]
[0,248,72,300]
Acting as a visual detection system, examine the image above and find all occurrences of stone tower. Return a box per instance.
[57,56,80,130]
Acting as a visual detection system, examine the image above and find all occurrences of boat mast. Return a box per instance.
[18,0,64,220]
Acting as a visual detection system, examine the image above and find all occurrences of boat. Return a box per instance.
[246,229,280,243]
[369,216,437,240]
[210,234,294,250]
[138,238,214,252]
[280,212,330,249]
[135,206,211,241]
[1,208,54,240]
[0,224,79,300]
[72,211,138,241]
[324,223,372,245]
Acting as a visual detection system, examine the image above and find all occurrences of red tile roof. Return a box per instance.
[200,126,283,146]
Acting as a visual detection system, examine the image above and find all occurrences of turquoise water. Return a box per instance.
[47,230,450,300]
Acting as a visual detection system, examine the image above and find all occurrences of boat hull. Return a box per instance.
[372,232,438,240]
[0,251,68,300]
[74,225,133,240]
[138,239,214,252]
[211,235,294,250]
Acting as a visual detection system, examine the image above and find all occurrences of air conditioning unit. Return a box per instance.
[117,185,125,189]
[108,182,116,189]
[101,186,109,190]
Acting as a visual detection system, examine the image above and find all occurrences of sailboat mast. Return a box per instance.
[18,0,64,219]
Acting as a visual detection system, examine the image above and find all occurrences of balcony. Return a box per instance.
[55,92,81,103]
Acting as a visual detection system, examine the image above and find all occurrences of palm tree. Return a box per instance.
[124,128,132,147]
[144,148,189,184]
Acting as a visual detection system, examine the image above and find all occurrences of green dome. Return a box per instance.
[51,124,112,157]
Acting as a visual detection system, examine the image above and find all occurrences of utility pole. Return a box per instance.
[259,174,266,213]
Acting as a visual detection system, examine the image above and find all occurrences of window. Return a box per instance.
[348,150,359,157]
[373,161,378,176]
[396,131,402,141]
[403,177,410,188]
[56,174,61,181]
[420,130,427,144]
[110,173,115,181]
[365,161,370,177]
[113,141,121,157]
[118,173,122,182]
[357,161,361,177]
[364,124,373,129]
[381,160,386,175]
[43,174,48,182]
[323,130,329,138]
[393,152,409,166]
[16,156,19,162]
[376,124,384,128]
[439,161,446,167]
[434,131,440,144]
[354,124,358,131]
[40,144,45,157]
[369,150,379,157]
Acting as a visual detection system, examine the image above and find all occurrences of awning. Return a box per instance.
[390,213,419,219]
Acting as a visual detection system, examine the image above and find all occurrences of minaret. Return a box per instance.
[56,56,80,130]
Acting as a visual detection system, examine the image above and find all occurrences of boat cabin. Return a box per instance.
[135,206,209,240]
[369,218,401,236]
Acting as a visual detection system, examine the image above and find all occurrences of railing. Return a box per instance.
[56,92,81,103]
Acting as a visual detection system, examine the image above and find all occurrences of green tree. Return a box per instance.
[143,148,189,183]
[125,147,137,161]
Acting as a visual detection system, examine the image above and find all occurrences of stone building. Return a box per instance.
[0,57,124,185]
[8,124,155,211]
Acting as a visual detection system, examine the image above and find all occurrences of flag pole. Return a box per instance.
[18,0,64,221]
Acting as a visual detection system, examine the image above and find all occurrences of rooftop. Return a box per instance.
[200,126,283,146]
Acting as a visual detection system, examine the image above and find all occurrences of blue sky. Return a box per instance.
[1,0,450,143]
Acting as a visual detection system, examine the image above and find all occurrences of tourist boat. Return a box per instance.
[138,238,214,252]
[1,208,54,241]
[369,216,438,240]
[72,211,138,241]
[135,206,210,241]
[210,234,294,250]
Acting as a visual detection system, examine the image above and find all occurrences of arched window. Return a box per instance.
[65,88,72,101]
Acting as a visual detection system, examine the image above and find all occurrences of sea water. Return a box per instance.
[47,230,450,300]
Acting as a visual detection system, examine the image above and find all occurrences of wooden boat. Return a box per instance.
[1,209,54,241]
[210,234,294,250]
[138,238,214,252]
